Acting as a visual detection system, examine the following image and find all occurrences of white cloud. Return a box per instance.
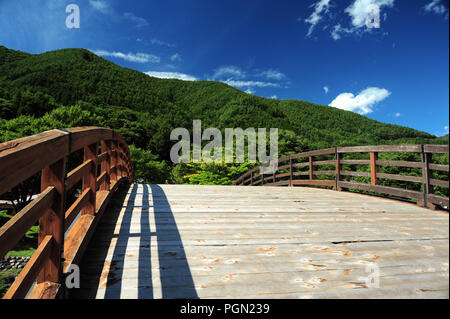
[323,86,329,94]
[89,0,112,14]
[245,89,255,94]
[123,12,149,28]
[395,112,401,117]
[270,95,278,99]
[91,50,160,63]
[212,66,245,80]
[445,125,449,133]
[260,69,286,80]
[170,53,182,62]
[304,0,331,37]
[345,0,394,28]
[223,80,280,88]
[329,87,391,114]
[331,0,395,40]
[424,0,448,17]
[144,71,197,81]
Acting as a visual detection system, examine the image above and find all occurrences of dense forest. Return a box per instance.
[0,45,448,187]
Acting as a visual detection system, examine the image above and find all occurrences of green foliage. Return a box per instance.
[0,45,447,186]
[129,145,169,184]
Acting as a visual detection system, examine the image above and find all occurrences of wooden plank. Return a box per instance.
[377,173,423,183]
[427,194,449,207]
[290,148,335,159]
[291,180,335,187]
[97,151,108,163]
[0,130,69,196]
[66,127,112,153]
[65,188,91,232]
[3,235,53,299]
[264,180,291,187]
[424,144,449,154]
[63,179,126,274]
[66,160,93,191]
[429,163,449,172]
[338,145,422,153]
[376,160,423,168]
[27,281,61,299]
[0,187,55,259]
[63,214,95,274]
[338,181,424,201]
[309,157,313,180]
[38,158,65,284]
[429,179,449,188]
[76,184,448,299]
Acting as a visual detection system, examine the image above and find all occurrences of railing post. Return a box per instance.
[421,146,431,208]
[82,143,98,216]
[261,167,264,186]
[111,140,118,182]
[38,158,66,284]
[250,171,253,186]
[309,156,314,181]
[370,152,378,185]
[101,140,111,191]
[289,157,293,187]
[336,149,342,191]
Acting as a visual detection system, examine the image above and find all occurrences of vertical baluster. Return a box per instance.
[309,156,314,181]
[422,148,431,208]
[289,157,293,187]
[82,143,98,216]
[111,140,118,182]
[370,152,378,185]
[38,158,66,284]
[336,150,342,191]
[101,140,111,191]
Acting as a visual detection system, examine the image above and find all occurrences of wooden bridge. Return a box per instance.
[0,127,448,299]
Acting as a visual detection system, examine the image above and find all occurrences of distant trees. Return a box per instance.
[0,45,446,187]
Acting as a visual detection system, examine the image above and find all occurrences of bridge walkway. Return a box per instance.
[72,184,449,299]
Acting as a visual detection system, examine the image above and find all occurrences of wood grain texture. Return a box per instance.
[3,235,53,299]
[74,184,449,299]
[0,187,55,259]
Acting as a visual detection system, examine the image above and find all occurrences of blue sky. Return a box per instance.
[0,0,448,136]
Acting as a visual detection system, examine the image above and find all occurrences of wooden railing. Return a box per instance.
[0,127,133,299]
[233,145,449,209]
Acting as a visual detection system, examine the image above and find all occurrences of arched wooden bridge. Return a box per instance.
[0,127,448,299]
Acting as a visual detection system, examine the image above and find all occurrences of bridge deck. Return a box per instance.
[72,184,449,299]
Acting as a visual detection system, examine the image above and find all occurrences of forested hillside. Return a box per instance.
[0,45,446,185]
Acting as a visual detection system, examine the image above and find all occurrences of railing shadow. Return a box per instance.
[150,184,198,298]
[73,183,198,299]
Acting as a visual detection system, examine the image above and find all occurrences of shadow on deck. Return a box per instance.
[71,184,198,299]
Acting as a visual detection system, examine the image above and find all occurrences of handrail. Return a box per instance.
[233,144,449,209]
[0,127,133,299]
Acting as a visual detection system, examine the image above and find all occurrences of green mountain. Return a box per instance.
[0,45,445,184]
